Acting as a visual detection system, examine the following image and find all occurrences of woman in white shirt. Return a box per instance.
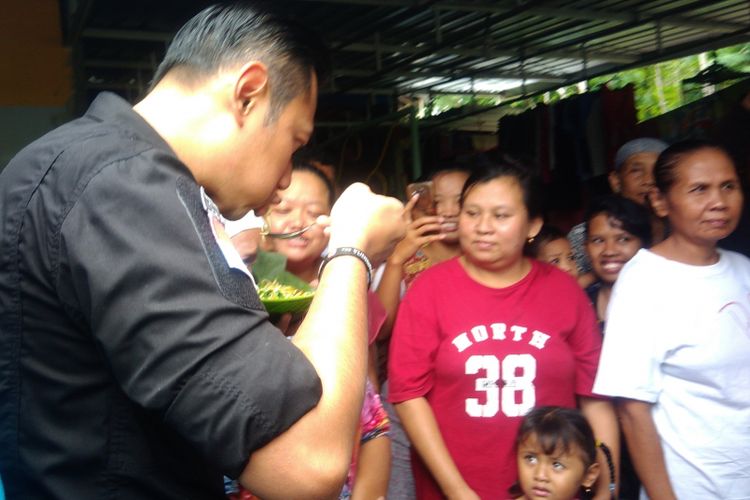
[593,139,750,499]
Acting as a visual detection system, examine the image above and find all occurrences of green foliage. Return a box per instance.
[419,94,504,118]
[418,42,750,123]
[588,43,749,121]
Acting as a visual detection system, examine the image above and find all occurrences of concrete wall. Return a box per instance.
[0,0,72,167]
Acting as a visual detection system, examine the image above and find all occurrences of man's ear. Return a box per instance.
[233,61,269,121]
[649,187,669,218]
[608,170,622,194]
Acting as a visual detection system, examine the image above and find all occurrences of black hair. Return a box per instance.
[292,161,336,209]
[151,3,330,122]
[516,406,598,468]
[429,162,473,182]
[525,225,568,258]
[585,195,653,248]
[460,159,543,219]
[654,139,735,193]
[510,406,611,500]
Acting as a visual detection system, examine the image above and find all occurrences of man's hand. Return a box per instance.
[327,183,407,266]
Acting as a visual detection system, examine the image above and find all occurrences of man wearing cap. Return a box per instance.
[568,137,669,277]
[0,4,405,500]
[608,137,669,206]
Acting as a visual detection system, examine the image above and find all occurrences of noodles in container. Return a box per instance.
[257,278,314,314]
[252,251,315,314]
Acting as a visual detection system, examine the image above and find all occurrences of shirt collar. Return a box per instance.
[85,92,176,156]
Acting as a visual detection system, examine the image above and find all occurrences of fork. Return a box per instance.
[261,222,316,239]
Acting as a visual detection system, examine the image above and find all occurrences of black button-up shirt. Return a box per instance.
[0,93,321,499]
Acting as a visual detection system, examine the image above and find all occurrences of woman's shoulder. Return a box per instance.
[615,249,660,281]
[402,256,462,297]
[531,259,585,291]
[525,261,594,311]
[411,255,460,280]
[720,248,750,267]
[719,248,750,280]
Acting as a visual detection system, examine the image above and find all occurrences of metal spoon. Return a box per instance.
[260,222,316,239]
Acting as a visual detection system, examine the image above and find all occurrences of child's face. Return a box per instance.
[517,434,599,500]
[537,238,577,278]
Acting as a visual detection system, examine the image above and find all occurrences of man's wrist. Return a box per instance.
[318,247,373,287]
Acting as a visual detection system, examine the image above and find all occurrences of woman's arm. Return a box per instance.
[351,435,391,500]
[579,396,619,500]
[367,343,380,392]
[395,398,479,500]
[374,257,407,339]
[375,196,443,339]
[618,399,677,500]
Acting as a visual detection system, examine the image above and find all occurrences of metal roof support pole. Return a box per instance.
[374,32,382,72]
[150,52,158,75]
[580,44,589,92]
[653,21,668,113]
[655,19,664,54]
[433,7,443,45]
[520,46,527,96]
[410,106,422,180]
[137,69,144,98]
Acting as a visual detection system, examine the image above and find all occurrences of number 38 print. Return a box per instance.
[465,354,536,418]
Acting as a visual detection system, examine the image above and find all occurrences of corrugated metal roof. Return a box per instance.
[60,0,749,129]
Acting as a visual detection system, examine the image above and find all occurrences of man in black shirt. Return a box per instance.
[0,4,405,499]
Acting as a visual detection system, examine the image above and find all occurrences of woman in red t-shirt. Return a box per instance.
[388,161,618,499]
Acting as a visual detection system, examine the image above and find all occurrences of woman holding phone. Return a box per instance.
[375,166,471,499]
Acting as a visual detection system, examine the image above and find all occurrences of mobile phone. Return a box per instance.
[406,181,435,216]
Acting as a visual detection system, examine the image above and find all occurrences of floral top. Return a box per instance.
[403,248,432,289]
[226,379,390,500]
[340,379,391,499]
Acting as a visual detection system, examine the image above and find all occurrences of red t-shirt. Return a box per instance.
[388,257,601,499]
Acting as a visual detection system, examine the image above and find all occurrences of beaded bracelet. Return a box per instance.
[318,247,373,288]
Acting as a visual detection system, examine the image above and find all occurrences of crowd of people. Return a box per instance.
[223,134,749,500]
[373,137,749,500]
[216,132,749,500]
[0,3,748,500]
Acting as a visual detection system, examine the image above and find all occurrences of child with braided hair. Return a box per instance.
[511,406,615,500]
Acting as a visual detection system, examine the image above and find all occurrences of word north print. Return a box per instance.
[452,323,550,419]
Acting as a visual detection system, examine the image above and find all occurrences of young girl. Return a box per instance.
[526,225,579,279]
[512,406,602,500]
